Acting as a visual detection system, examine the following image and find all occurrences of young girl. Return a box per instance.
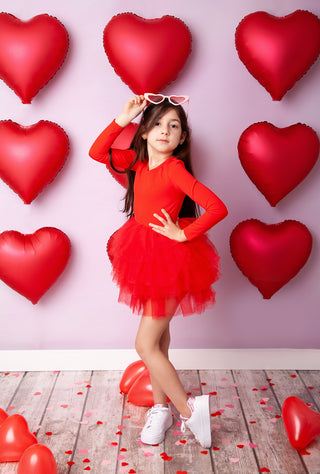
[89,94,228,448]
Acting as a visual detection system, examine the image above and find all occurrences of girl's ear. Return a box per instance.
[180,131,187,145]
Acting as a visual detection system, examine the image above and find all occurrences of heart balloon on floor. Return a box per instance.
[238,122,320,206]
[0,227,71,304]
[103,13,192,94]
[282,396,320,450]
[0,13,68,103]
[120,359,148,394]
[230,220,312,299]
[108,122,138,188]
[0,120,69,203]
[127,370,154,407]
[0,414,37,462]
[17,444,57,474]
[235,10,320,100]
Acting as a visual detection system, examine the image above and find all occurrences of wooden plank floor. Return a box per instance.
[0,369,319,473]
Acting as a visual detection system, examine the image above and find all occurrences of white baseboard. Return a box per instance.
[0,349,319,371]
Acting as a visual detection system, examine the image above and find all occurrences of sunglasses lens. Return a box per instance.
[146,94,164,104]
[170,96,188,105]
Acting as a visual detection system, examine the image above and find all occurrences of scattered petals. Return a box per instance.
[230,458,240,463]
[160,452,172,461]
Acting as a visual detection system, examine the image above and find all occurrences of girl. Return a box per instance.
[89,94,228,448]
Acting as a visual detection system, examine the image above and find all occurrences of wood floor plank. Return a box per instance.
[266,369,320,474]
[35,370,92,474]
[0,371,58,474]
[117,394,164,473]
[0,372,25,409]
[233,370,307,474]
[165,370,213,474]
[200,369,259,474]
[70,370,125,473]
[298,370,320,409]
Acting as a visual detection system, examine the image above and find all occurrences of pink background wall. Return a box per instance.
[0,0,319,351]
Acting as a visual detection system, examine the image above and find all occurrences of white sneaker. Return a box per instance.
[181,395,212,448]
[141,405,173,445]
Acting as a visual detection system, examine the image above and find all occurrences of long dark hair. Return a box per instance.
[110,100,198,219]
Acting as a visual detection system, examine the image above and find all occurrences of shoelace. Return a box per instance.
[145,407,163,429]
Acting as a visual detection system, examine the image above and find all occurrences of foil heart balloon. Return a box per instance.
[282,396,320,450]
[230,220,312,299]
[0,120,69,203]
[127,370,154,407]
[0,13,68,103]
[0,407,8,425]
[235,10,320,100]
[17,444,57,474]
[0,227,71,304]
[0,414,37,462]
[238,122,319,206]
[108,122,138,188]
[103,13,192,94]
[120,360,148,394]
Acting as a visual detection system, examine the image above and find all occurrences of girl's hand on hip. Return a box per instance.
[149,209,187,242]
[116,95,147,127]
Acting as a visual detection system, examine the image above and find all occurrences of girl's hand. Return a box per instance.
[116,95,147,127]
[149,209,187,242]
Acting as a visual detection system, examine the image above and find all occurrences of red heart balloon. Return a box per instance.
[120,360,148,394]
[282,396,320,450]
[238,122,319,206]
[103,13,192,94]
[0,120,69,204]
[0,414,37,462]
[108,122,138,188]
[17,444,57,474]
[235,10,320,100]
[0,227,71,304]
[0,13,68,103]
[230,220,312,299]
[127,371,154,407]
[0,407,8,425]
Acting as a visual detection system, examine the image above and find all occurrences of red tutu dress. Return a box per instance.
[89,120,228,317]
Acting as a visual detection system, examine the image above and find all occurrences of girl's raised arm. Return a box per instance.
[116,95,147,127]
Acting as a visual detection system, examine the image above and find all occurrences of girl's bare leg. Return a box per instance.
[135,300,190,418]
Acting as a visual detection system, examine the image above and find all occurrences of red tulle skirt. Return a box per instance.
[107,217,221,318]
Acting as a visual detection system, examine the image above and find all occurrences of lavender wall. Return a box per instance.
[0,0,319,350]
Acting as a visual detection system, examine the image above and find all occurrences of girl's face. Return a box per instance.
[142,108,186,159]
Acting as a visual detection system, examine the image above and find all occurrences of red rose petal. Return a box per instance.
[65,450,72,455]
[67,462,74,466]
[201,450,208,454]
[83,458,90,463]
[45,432,52,436]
